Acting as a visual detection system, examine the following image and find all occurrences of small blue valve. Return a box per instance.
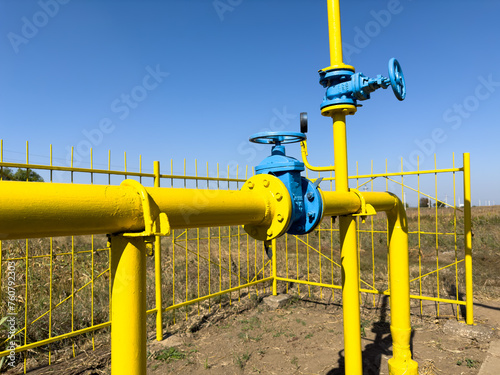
[249,131,323,236]
[319,58,406,112]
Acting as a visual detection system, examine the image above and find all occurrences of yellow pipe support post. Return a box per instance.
[154,161,163,340]
[332,111,363,374]
[110,235,147,375]
[463,153,473,325]
[339,214,362,374]
[386,196,419,374]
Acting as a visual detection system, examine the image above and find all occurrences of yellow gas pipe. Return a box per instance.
[317,1,418,374]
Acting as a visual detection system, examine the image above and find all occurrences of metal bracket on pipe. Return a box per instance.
[350,188,376,223]
[120,179,171,254]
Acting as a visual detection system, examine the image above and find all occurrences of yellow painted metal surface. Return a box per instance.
[241,174,292,241]
[463,153,473,325]
[0,182,269,240]
[386,196,419,374]
[153,161,163,341]
[110,235,147,375]
[300,140,335,172]
[324,0,354,72]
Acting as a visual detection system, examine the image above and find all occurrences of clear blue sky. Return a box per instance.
[1,0,499,206]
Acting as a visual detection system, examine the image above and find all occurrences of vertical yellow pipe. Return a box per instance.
[272,239,277,295]
[386,198,418,374]
[333,112,348,191]
[154,161,163,341]
[327,0,344,67]
[333,111,362,374]
[463,153,473,325]
[339,215,362,375]
[111,235,147,375]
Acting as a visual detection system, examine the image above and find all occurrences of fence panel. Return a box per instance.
[0,141,471,372]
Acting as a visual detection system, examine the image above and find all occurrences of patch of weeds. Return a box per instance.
[296,318,306,326]
[240,316,261,331]
[457,358,480,368]
[273,329,286,338]
[360,318,371,338]
[155,347,186,363]
[204,357,211,369]
[249,293,260,305]
[234,351,251,369]
[257,349,266,356]
[286,294,301,308]
[291,356,299,369]
[238,332,263,342]
[305,333,314,339]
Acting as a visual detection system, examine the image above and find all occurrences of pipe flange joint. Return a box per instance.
[241,174,292,241]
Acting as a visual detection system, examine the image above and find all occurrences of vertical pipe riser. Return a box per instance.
[387,202,418,375]
[339,215,363,375]
[111,236,147,375]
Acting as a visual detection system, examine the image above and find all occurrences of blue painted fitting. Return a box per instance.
[319,58,406,110]
[250,131,323,236]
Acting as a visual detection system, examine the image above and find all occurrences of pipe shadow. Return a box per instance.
[326,296,415,375]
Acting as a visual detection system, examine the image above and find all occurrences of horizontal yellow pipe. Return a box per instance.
[0,181,268,239]
[322,191,397,216]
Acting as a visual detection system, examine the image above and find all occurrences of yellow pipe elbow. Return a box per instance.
[300,141,335,172]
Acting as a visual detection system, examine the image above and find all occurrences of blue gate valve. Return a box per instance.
[249,131,323,235]
[319,58,406,113]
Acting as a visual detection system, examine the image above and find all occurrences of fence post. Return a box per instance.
[272,239,277,295]
[463,153,473,325]
[154,161,164,340]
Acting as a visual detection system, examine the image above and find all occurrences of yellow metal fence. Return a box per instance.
[0,143,471,372]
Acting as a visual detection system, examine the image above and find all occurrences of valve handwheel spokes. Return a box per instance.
[249,131,306,145]
[388,58,406,101]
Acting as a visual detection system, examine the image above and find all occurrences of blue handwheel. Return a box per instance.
[249,131,306,145]
[388,58,406,101]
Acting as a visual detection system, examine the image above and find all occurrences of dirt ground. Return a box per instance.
[15,291,500,375]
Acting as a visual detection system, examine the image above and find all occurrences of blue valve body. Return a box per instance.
[319,58,406,110]
[251,133,323,236]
